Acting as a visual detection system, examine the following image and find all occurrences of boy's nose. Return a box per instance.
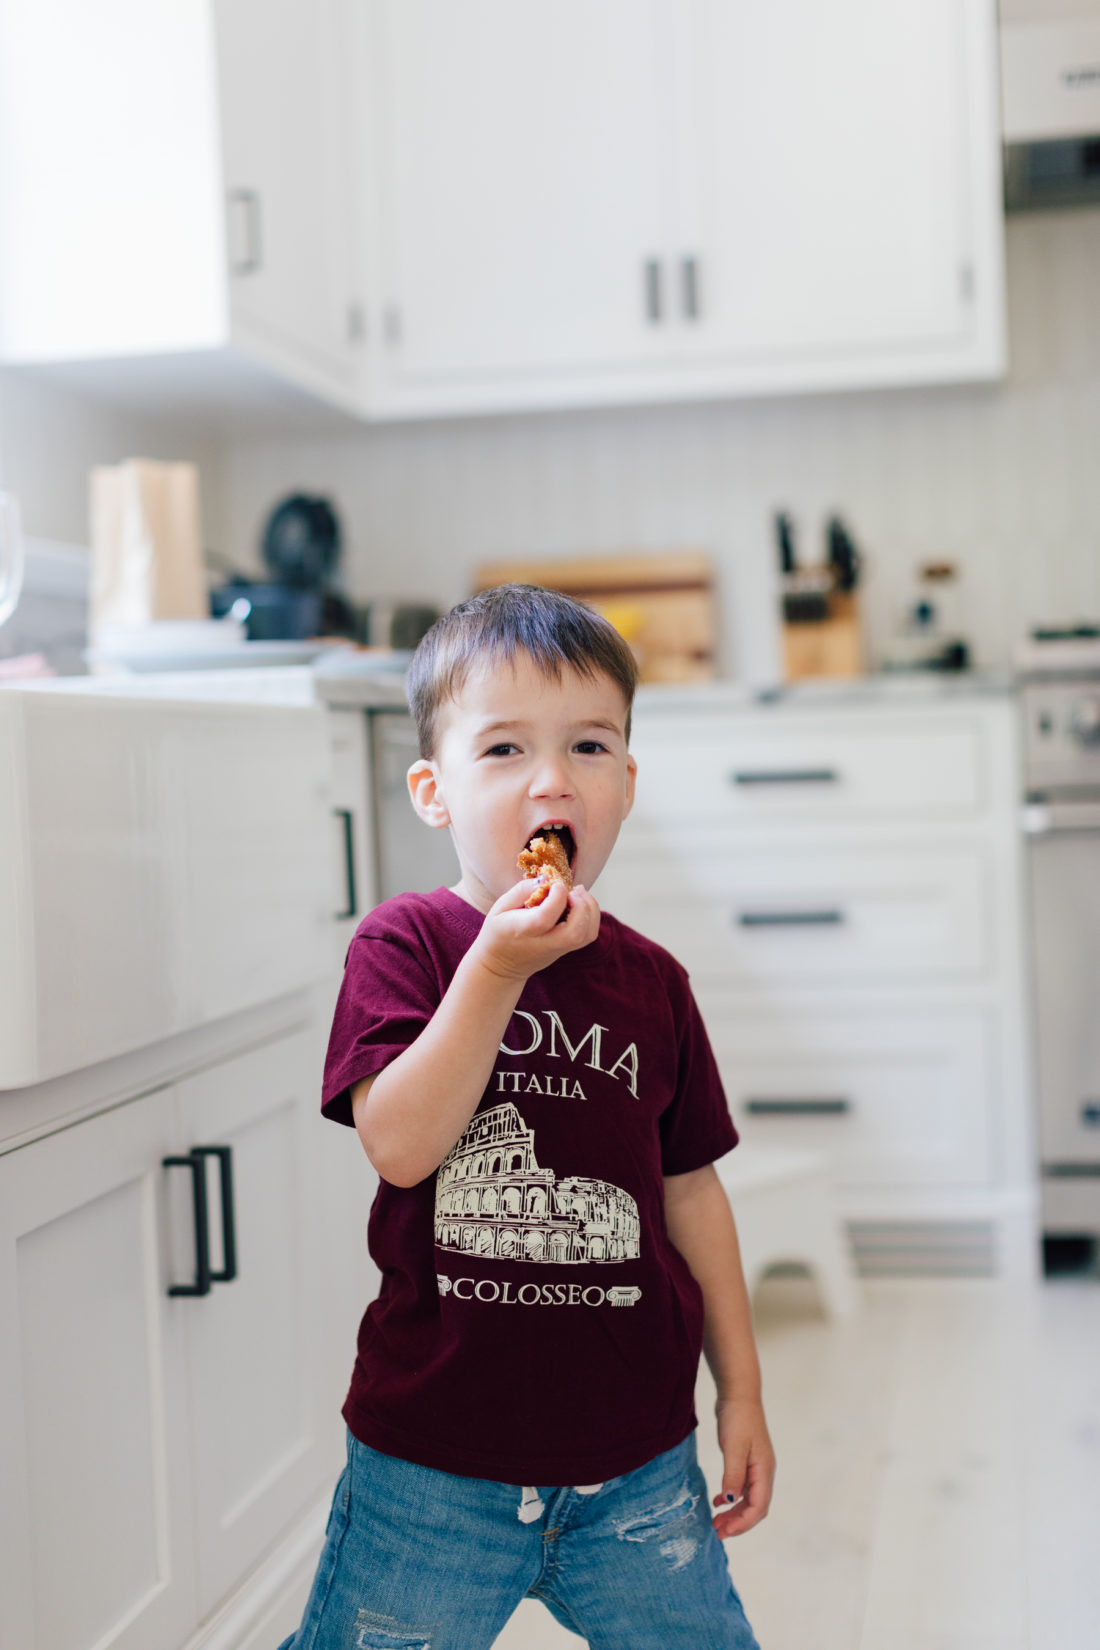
[529,755,574,798]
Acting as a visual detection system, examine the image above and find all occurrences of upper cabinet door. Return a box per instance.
[368,0,671,384]
[214,0,363,402]
[684,0,996,375]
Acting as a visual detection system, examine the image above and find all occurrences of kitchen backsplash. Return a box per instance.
[3,210,1099,682]
[213,210,1100,682]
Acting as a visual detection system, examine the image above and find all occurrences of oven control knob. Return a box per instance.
[1069,696,1100,745]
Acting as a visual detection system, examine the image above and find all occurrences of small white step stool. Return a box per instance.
[715,1145,860,1322]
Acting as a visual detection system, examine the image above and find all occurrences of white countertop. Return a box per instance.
[3,660,1017,712]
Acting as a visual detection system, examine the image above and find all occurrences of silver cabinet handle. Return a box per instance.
[1022,800,1100,834]
[745,1098,851,1115]
[737,910,845,928]
[227,187,262,275]
[681,255,700,320]
[644,258,663,323]
[731,768,839,786]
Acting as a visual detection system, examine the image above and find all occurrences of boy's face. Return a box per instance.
[408,653,637,914]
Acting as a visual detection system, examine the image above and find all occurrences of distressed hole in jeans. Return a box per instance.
[612,1482,702,1569]
[354,1607,434,1649]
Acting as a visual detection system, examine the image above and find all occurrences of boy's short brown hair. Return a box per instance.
[406,583,638,758]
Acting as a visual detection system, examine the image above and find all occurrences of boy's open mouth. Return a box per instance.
[525,823,576,872]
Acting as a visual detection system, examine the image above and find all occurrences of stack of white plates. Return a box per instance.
[86,619,328,673]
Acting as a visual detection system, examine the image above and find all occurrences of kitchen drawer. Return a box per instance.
[627,715,985,826]
[696,1003,994,1189]
[599,840,988,984]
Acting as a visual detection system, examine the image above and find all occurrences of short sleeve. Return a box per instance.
[321,929,442,1127]
[658,970,738,1176]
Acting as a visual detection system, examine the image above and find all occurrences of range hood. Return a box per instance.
[1001,17,1100,209]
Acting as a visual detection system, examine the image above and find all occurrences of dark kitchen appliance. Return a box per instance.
[1019,626,1100,1273]
[209,493,344,641]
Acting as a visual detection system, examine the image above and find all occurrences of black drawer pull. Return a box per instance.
[163,1151,211,1297]
[1081,1102,1100,1127]
[334,807,358,920]
[731,768,839,786]
[644,257,663,323]
[193,1145,237,1282]
[738,909,845,928]
[745,1098,852,1116]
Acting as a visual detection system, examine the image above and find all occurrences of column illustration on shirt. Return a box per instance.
[435,1102,640,1264]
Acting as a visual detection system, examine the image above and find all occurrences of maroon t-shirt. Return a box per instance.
[322,887,738,1485]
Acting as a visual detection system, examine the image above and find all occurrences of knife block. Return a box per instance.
[782,590,863,680]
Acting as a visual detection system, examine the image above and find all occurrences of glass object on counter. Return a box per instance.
[0,493,25,631]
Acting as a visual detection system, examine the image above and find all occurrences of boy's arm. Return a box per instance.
[352,878,599,1187]
[664,1163,776,1538]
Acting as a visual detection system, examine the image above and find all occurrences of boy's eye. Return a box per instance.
[574,740,608,755]
[484,742,519,757]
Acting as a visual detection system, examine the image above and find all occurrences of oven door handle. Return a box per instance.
[1022,800,1100,834]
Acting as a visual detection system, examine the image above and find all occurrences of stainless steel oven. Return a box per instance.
[1020,638,1100,1260]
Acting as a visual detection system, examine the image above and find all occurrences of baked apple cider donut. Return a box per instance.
[518,827,574,907]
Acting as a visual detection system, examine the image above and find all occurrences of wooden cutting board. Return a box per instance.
[473,551,716,683]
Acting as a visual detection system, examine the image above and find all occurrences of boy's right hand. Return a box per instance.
[473,878,601,984]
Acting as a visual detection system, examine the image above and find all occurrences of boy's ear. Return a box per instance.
[622,753,638,821]
[407,759,451,829]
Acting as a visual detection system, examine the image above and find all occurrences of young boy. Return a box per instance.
[281,585,774,1650]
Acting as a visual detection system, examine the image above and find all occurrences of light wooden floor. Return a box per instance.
[493,1275,1100,1650]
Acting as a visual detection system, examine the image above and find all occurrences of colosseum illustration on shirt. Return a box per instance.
[434,1102,640,1264]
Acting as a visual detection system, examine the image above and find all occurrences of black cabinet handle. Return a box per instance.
[745,1098,852,1115]
[334,807,358,920]
[737,909,845,928]
[163,1152,212,1297]
[1082,1102,1100,1127]
[644,258,663,323]
[681,255,700,320]
[194,1145,237,1282]
[731,768,839,786]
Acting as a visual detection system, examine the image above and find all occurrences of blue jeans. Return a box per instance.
[278,1429,760,1650]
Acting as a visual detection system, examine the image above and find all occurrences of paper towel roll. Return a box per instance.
[89,459,206,639]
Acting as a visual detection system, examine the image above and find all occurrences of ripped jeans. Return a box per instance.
[277,1429,760,1650]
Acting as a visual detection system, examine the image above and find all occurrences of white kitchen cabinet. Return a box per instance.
[0,0,363,413]
[0,1023,355,1650]
[214,0,363,404]
[597,689,1037,1279]
[685,0,989,372]
[364,0,1004,417]
[365,0,670,382]
[0,1091,197,1650]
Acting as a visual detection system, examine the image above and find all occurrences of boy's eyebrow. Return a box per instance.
[472,715,626,739]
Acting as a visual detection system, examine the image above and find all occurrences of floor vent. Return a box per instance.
[846,1219,998,1278]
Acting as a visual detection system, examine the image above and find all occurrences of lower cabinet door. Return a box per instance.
[175,1029,332,1621]
[696,1001,994,1189]
[0,1096,197,1650]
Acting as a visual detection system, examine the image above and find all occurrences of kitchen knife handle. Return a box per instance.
[644,259,663,323]
[193,1145,237,1283]
[737,909,845,928]
[163,1151,212,1297]
[745,1098,852,1116]
[334,807,358,919]
[681,256,700,320]
[731,768,839,786]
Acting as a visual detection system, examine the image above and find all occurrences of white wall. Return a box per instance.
[0,366,220,549]
[215,209,1100,683]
